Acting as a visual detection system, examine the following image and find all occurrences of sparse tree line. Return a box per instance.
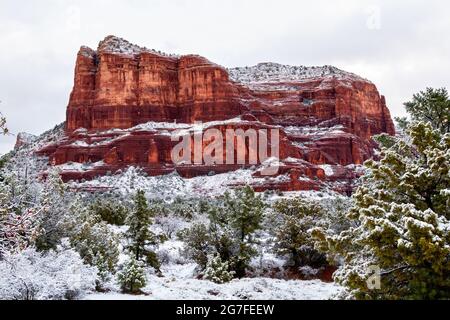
[0,88,448,299]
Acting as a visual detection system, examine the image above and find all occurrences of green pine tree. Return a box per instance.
[125,190,159,270]
[210,186,265,278]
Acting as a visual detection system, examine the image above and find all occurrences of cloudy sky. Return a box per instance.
[0,0,449,153]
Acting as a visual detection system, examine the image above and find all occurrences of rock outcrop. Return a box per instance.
[15,132,37,150]
[37,36,395,193]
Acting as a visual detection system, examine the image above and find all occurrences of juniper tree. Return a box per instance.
[180,186,264,277]
[90,196,129,226]
[178,223,212,270]
[272,198,327,269]
[66,199,120,284]
[315,122,450,299]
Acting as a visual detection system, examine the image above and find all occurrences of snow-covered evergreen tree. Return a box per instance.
[89,194,129,226]
[203,254,235,284]
[271,198,328,269]
[178,223,212,270]
[179,186,264,277]
[67,199,120,284]
[117,257,147,294]
[35,167,69,250]
[402,87,449,134]
[125,190,159,270]
[208,186,265,278]
[318,122,450,299]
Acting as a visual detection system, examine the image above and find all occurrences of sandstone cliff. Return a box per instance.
[38,36,395,193]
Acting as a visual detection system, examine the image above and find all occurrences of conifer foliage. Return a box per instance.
[125,190,159,270]
[181,186,264,278]
[319,120,450,299]
[203,254,235,284]
[117,257,147,294]
[272,198,328,269]
[401,87,449,134]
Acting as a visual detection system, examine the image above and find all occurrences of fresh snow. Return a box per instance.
[70,167,288,198]
[228,62,369,90]
[319,165,335,176]
[98,35,179,58]
[86,276,341,300]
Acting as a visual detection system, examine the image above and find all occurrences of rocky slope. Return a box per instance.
[36,36,395,193]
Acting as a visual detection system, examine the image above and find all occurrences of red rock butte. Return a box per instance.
[37,35,395,193]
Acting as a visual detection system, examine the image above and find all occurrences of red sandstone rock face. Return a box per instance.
[38,36,395,193]
[66,37,243,131]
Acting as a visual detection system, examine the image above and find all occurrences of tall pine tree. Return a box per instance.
[209,186,264,278]
[125,190,159,270]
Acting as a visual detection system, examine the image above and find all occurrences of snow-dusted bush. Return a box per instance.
[168,197,197,219]
[156,213,189,240]
[69,216,120,284]
[0,243,97,300]
[0,172,43,258]
[90,195,129,226]
[203,254,235,284]
[117,257,147,294]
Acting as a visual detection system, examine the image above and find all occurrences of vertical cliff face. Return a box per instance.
[66,36,243,131]
[40,36,395,192]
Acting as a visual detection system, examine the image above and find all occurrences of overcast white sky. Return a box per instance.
[0,0,449,153]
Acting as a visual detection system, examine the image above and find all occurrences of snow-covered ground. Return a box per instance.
[85,233,343,301]
[87,266,342,300]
